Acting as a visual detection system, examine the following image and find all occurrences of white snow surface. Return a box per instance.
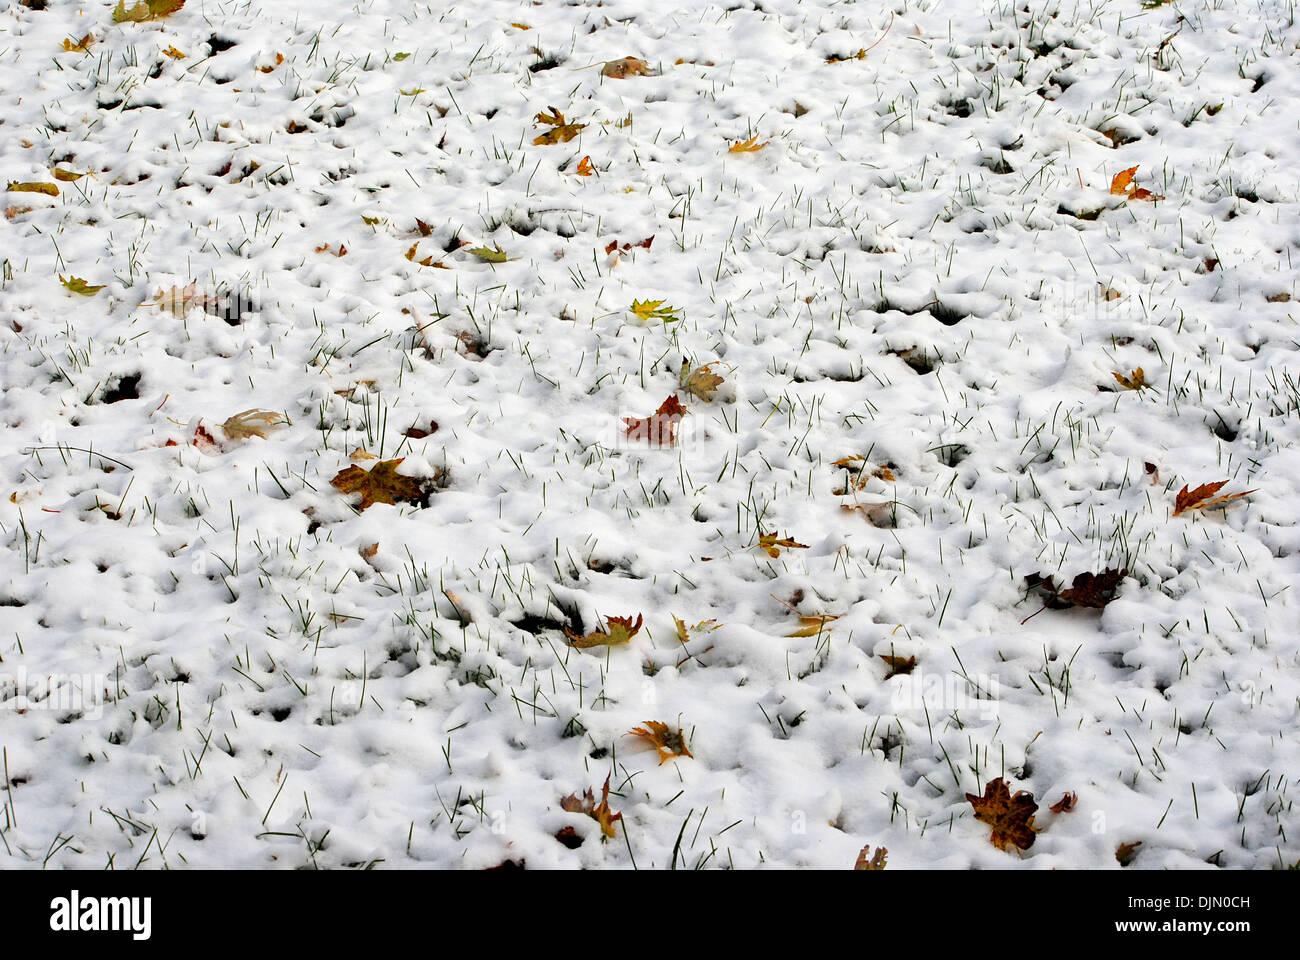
[1,0,1298,869]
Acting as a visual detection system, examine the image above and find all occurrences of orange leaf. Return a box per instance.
[623,395,687,445]
[1173,481,1256,517]
[727,135,769,153]
[626,720,693,764]
[854,844,888,870]
[560,775,623,838]
[758,532,809,558]
[564,613,642,648]
[330,458,427,511]
[574,155,594,177]
[965,778,1038,851]
[1049,791,1078,814]
[880,654,916,678]
[601,57,652,79]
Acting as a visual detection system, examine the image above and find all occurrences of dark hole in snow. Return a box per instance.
[555,827,584,848]
[981,156,1014,175]
[1211,414,1238,442]
[100,373,141,404]
[930,443,970,468]
[208,35,238,55]
[270,706,291,722]
[528,54,565,72]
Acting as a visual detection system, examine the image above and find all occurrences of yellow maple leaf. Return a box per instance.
[626,720,693,764]
[728,136,769,153]
[62,34,96,54]
[1112,367,1151,391]
[60,275,105,296]
[757,533,809,558]
[630,298,679,322]
[162,45,186,59]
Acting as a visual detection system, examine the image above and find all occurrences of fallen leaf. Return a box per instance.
[1144,461,1160,486]
[826,49,868,63]
[52,168,86,182]
[1109,165,1164,202]
[146,283,219,319]
[758,533,809,558]
[1115,840,1142,866]
[1173,481,1256,517]
[220,409,286,441]
[392,51,411,60]
[404,242,436,266]
[727,135,769,153]
[841,501,895,527]
[564,613,643,648]
[601,56,652,79]
[6,181,58,196]
[560,775,623,838]
[330,458,427,511]
[623,395,687,445]
[786,613,838,637]
[626,720,693,764]
[573,155,594,177]
[162,45,186,59]
[468,244,510,263]
[880,654,917,678]
[112,0,185,23]
[349,447,378,461]
[679,360,725,401]
[672,615,719,645]
[60,275,105,296]
[533,106,586,145]
[966,778,1038,852]
[854,845,888,870]
[1112,367,1151,391]
[1023,568,1126,623]
[259,53,284,73]
[62,34,96,53]
[629,297,679,322]
[1049,791,1078,814]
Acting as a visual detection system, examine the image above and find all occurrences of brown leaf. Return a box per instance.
[533,106,586,145]
[679,360,725,402]
[623,395,687,445]
[626,720,693,764]
[560,775,623,838]
[786,613,838,637]
[564,613,642,648]
[880,654,917,678]
[1173,481,1256,517]
[1112,367,1150,391]
[854,844,888,870]
[966,778,1038,851]
[330,458,427,511]
[1115,840,1142,866]
[601,57,652,79]
[1049,791,1078,814]
[1022,568,1126,622]
[220,408,287,441]
[1109,165,1164,202]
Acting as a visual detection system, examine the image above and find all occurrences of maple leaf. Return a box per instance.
[787,613,838,637]
[1109,165,1163,202]
[112,0,185,23]
[601,56,652,79]
[623,395,687,445]
[672,615,719,645]
[679,360,725,402]
[1115,840,1142,866]
[62,34,96,53]
[626,720,693,764]
[330,458,427,511]
[146,283,219,319]
[560,775,623,839]
[854,845,888,870]
[468,244,510,263]
[573,155,594,177]
[1022,568,1126,623]
[60,275,105,296]
[564,613,643,648]
[6,182,58,196]
[220,409,287,442]
[727,136,769,153]
[533,106,586,145]
[162,45,186,59]
[757,533,809,558]
[1112,367,1151,391]
[630,298,680,323]
[880,654,917,678]
[966,778,1038,852]
[1049,791,1078,814]
[1173,481,1256,517]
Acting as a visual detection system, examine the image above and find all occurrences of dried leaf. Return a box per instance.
[147,283,218,319]
[330,458,427,511]
[880,654,917,678]
[758,533,809,558]
[404,242,435,266]
[672,615,719,645]
[52,169,86,183]
[564,613,643,648]
[1049,791,1078,814]
[1112,367,1151,391]
[220,409,287,441]
[6,181,58,196]
[1109,165,1164,202]
[162,45,186,59]
[1022,568,1126,622]
[627,720,693,764]
[854,845,888,870]
[573,155,594,177]
[560,775,622,838]
[62,34,96,53]
[841,501,895,527]
[533,106,586,145]
[392,52,411,61]
[1115,840,1142,866]
[601,56,651,79]
[112,0,185,23]
[786,613,838,637]
[678,360,725,401]
[60,275,105,296]
[966,778,1038,852]
[1173,481,1256,517]
[623,395,687,445]
[727,135,769,153]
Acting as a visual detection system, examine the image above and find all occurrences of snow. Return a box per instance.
[0,0,1298,870]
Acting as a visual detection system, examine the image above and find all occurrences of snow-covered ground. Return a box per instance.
[1,0,1298,869]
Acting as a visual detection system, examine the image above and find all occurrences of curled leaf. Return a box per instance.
[601,56,652,79]
[854,845,888,870]
[758,533,809,558]
[60,275,105,296]
[626,720,692,764]
[1112,367,1151,391]
[1173,481,1255,516]
[220,409,287,441]
[560,775,622,839]
[6,181,58,196]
